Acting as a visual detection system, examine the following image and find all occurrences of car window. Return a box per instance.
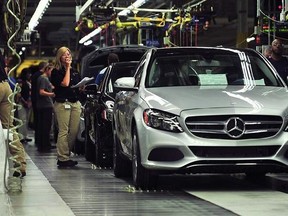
[98,66,111,91]
[147,51,281,87]
[134,56,146,87]
[106,64,137,97]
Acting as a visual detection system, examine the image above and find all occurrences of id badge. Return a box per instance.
[64,104,71,110]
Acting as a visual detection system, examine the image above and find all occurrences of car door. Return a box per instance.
[119,57,147,155]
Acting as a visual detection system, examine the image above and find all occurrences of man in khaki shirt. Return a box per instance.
[0,51,27,177]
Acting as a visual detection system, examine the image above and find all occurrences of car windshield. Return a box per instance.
[146,50,282,88]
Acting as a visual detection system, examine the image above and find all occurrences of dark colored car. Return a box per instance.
[80,45,148,79]
[80,45,148,164]
[83,61,139,166]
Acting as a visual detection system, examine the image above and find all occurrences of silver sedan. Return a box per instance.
[112,47,288,189]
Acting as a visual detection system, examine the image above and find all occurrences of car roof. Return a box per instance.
[150,46,257,55]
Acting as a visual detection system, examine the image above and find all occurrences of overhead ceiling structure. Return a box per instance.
[25,0,175,52]
[22,0,245,56]
[25,0,81,49]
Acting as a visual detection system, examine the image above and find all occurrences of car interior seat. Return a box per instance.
[224,66,242,85]
[152,60,200,87]
[153,62,180,86]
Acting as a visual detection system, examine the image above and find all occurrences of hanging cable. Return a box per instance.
[3,0,24,193]
[259,8,285,24]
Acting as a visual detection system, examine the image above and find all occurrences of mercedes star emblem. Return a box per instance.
[225,117,245,138]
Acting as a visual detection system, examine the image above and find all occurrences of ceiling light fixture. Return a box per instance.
[113,7,177,13]
[78,0,94,18]
[79,27,102,44]
[182,0,207,8]
[118,0,149,16]
[84,40,93,46]
[28,0,53,30]
[246,37,255,43]
[78,0,149,44]
[105,0,114,7]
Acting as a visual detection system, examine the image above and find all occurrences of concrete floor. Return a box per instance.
[1,128,288,216]
[1,156,75,216]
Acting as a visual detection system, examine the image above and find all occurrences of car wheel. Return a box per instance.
[84,113,95,162]
[132,127,157,190]
[94,116,104,167]
[245,172,267,180]
[113,124,131,177]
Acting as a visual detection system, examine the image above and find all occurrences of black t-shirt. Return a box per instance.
[19,80,31,101]
[50,66,81,101]
[269,57,288,83]
[31,71,42,106]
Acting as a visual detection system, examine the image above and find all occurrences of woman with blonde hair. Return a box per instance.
[50,46,81,167]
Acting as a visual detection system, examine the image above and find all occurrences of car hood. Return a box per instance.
[143,86,288,115]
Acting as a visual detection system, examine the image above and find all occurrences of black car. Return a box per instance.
[84,61,139,166]
[80,45,148,164]
[80,45,148,79]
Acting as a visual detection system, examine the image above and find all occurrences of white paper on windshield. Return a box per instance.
[71,77,94,88]
[198,74,227,85]
[242,78,265,86]
[254,79,265,85]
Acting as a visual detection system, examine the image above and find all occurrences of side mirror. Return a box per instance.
[114,77,138,92]
[83,84,98,95]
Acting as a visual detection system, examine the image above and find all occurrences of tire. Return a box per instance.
[113,123,131,177]
[94,116,104,167]
[245,172,267,180]
[84,113,95,162]
[74,116,85,155]
[132,127,157,190]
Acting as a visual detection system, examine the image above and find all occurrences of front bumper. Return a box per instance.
[137,125,288,174]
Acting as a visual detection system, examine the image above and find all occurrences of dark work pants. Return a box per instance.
[37,107,53,151]
[32,105,39,147]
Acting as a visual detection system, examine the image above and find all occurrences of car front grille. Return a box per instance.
[185,115,283,139]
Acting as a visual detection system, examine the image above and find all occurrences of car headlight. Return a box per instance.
[284,122,288,132]
[102,101,114,121]
[143,109,183,132]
